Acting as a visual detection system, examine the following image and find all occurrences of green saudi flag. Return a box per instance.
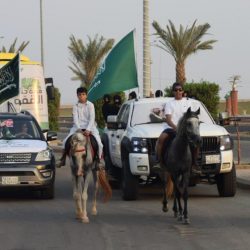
[88,30,138,102]
[0,53,20,104]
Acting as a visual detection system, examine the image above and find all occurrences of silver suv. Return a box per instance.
[0,112,57,198]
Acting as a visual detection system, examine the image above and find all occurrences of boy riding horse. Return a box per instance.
[57,87,105,169]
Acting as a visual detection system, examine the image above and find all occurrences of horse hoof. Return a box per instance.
[162,206,168,213]
[81,217,89,223]
[76,212,83,219]
[183,218,190,225]
[91,209,98,215]
[178,215,183,221]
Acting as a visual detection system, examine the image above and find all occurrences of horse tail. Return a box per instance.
[98,168,112,202]
[166,172,174,198]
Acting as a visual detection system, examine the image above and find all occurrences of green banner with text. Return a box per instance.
[0,53,20,104]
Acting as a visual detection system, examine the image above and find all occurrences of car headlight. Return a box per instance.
[35,149,51,161]
[220,135,233,151]
[131,137,148,153]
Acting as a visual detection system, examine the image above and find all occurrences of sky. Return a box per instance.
[1,0,250,104]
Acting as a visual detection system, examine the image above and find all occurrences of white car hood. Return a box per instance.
[0,140,47,153]
[199,123,229,137]
[128,122,229,139]
[129,123,165,138]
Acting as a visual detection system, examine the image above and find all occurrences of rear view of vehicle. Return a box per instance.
[0,113,56,198]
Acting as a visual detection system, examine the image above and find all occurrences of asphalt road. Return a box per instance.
[0,162,250,250]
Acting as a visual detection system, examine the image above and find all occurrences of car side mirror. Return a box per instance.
[118,122,127,129]
[47,131,57,141]
[107,115,118,130]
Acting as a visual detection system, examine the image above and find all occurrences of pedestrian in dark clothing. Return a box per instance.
[110,95,122,115]
[128,91,137,100]
[102,94,112,122]
[155,89,163,97]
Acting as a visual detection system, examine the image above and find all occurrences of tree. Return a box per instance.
[152,20,217,86]
[0,38,29,53]
[68,34,114,88]
[229,75,241,90]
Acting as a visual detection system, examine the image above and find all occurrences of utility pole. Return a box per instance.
[143,0,151,97]
[40,0,44,69]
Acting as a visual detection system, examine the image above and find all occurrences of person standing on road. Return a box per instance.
[57,87,104,168]
[154,82,201,173]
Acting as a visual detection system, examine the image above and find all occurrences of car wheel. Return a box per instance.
[121,155,139,201]
[102,135,121,180]
[216,163,236,197]
[41,183,55,199]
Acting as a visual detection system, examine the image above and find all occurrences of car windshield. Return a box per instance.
[0,118,41,140]
[131,98,214,126]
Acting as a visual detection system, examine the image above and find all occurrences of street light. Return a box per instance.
[40,0,44,68]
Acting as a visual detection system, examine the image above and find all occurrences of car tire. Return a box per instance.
[216,163,236,197]
[102,135,121,180]
[121,155,139,201]
[41,183,55,199]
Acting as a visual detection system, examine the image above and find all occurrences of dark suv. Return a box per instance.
[0,112,57,198]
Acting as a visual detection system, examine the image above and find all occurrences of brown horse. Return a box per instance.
[67,130,112,223]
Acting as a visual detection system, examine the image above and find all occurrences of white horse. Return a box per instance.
[67,130,112,223]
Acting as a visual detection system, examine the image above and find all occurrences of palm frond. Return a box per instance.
[68,34,114,88]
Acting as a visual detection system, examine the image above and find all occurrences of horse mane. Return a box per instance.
[176,111,189,135]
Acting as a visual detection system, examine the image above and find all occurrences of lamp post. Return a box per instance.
[40,0,44,68]
[143,0,151,97]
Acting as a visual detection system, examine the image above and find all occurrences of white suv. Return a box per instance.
[102,97,236,200]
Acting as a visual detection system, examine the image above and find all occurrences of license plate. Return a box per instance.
[2,176,19,185]
[205,155,220,164]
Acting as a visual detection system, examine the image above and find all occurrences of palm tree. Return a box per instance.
[229,75,241,90]
[68,34,114,88]
[152,20,217,85]
[0,38,29,53]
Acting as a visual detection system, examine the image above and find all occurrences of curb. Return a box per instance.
[236,177,250,190]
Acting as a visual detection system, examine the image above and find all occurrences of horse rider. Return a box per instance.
[57,87,104,168]
[154,82,201,174]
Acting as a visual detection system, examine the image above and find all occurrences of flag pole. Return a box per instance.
[133,29,140,97]
[18,51,21,112]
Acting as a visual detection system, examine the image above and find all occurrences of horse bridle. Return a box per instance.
[185,114,201,147]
